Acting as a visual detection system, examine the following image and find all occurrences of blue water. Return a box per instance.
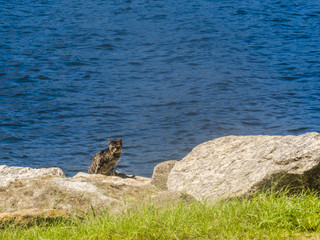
[1,0,320,177]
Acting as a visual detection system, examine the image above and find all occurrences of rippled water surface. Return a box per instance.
[1,0,320,177]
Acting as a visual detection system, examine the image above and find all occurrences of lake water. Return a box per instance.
[1,0,319,177]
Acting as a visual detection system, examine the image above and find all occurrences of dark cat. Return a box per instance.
[88,139,122,176]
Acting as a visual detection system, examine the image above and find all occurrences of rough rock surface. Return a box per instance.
[151,160,177,190]
[0,209,68,227]
[0,172,157,214]
[167,132,320,200]
[0,165,65,187]
[149,191,195,207]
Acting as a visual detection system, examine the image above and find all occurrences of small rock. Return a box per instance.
[150,191,196,207]
[151,160,177,190]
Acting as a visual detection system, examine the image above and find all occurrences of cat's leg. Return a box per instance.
[109,167,116,176]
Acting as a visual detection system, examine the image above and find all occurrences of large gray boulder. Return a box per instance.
[167,132,320,200]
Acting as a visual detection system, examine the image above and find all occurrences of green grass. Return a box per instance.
[2,190,320,239]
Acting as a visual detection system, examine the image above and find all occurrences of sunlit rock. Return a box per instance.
[0,165,65,187]
[168,132,320,200]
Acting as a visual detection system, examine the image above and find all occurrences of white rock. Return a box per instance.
[0,165,65,187]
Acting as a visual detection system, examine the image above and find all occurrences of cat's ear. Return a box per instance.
[108,139,112,144]
[119,138,122,142]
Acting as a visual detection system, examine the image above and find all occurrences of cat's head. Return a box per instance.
[108,139,122,157]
